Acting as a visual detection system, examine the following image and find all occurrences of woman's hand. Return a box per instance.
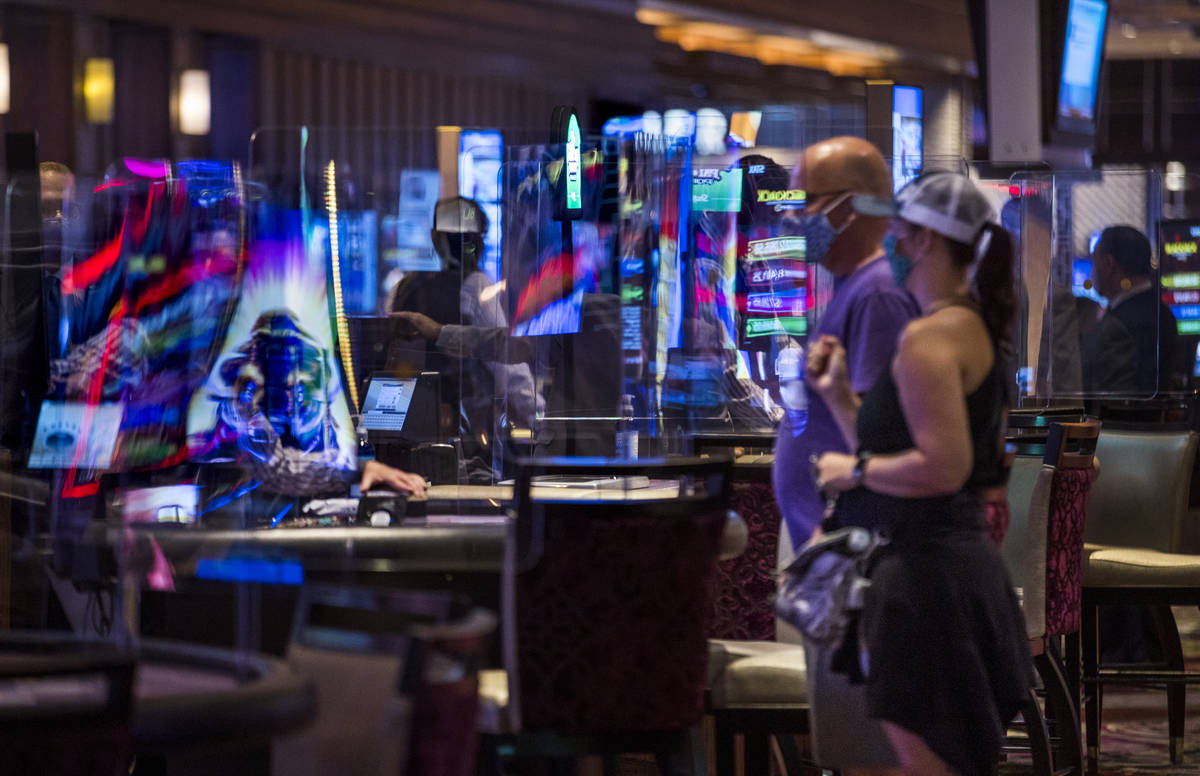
[806,335,853,407]
[813,452,857,494]
[360,460,427,497]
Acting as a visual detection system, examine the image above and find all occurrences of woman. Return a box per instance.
[807,171,1031,776]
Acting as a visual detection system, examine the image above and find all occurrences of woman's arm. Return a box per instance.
[816,320,973,498]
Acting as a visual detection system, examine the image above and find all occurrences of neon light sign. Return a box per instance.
[565,113,582,212]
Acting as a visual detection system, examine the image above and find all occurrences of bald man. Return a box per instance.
[773,137,919,547]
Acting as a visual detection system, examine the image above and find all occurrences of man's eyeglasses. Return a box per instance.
[802,189,852,214]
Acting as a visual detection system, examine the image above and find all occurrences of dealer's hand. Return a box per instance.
[360,460,427,497]
[812,451,857,495]
[390,311,444,341]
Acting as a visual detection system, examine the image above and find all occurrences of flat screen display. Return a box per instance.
[123,484,199,525]
[1056,0,1108,135]
[187,208,358,479]
[28,401,123,470]
[360,377,417,432]
[892,85,923,192]
[1159,219,1200,335]
[460,130,503,280]
[1071,257,1102,304]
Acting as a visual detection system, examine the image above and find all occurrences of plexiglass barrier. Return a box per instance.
[2,122,1192,664]
[1004,167,1183,405]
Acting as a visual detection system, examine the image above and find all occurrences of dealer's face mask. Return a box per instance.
[795,191,853,265]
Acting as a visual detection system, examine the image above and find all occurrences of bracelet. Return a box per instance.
[850,452,870,489]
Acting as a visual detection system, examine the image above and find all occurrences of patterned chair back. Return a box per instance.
[504,457,731,733]
[1041,420,1100,637]
[1002,421,1100,641]
[708,478,782,641]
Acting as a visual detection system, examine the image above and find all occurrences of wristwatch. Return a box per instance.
[850,452,871,489]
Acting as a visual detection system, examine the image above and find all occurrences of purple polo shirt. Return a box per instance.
[773,256,918,548]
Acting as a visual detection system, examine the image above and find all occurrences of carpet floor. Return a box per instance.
[1002,607,1200,776]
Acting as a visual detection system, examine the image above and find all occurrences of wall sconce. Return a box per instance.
[0,44,9,114]
[178,69,210,136]
[83,58,114,124]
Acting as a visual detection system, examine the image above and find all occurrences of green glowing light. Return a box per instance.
[566,113,582,211]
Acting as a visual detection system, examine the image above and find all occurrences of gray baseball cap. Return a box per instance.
[852,171,995,244]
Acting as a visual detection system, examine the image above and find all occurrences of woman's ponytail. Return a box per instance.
[968,223,1017,349]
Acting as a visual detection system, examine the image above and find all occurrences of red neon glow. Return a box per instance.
[60,223,125,295]
[514,252,573,324]
[60,299,126,499]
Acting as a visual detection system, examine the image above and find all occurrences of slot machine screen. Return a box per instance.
[187,208,358,486]
[1160,219,1200,336]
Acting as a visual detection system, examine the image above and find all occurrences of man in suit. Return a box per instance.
[1081,225,1179,397]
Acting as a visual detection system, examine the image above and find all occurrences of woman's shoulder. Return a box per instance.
[896,307,989,362]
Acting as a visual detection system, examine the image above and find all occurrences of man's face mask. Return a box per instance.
[796,191,852,265]
[432,230,482,271]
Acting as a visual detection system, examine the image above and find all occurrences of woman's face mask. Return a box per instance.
[796,191,852,265]
[883,221,921,288]
[883,234,913,287]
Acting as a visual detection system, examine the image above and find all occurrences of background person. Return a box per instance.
[1080,225,1180,397]
[809,172,1030,776]
[772,136,918,548]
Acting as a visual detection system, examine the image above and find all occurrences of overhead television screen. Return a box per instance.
[1056,0,1108,136]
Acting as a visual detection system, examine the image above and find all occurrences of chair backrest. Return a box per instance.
[1086,428,1199,553]
[1002,456,1055,640]
[275,585,489,776]
[505,457,731,734]
[0,635,135,776]
[1041,420,1100,637]
[708,478,782,641]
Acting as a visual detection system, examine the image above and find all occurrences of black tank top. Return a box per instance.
[830,302,1007,539]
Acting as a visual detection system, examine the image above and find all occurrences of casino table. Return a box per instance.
[121,479,747,658]
[127,481,747,577]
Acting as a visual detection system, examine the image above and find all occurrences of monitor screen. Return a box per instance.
[459,130,503,280]
[1056,0,1108,135]
[360,377,417,432]
[1160,219,1200,335]
[892,85,923,192]
[1071,257,1102,304]
[123,484,200,525]
[187,208,358,482]
[28,401,123,470]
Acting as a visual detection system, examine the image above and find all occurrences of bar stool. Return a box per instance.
[1003,419,1100,776]
[1075,427,1200,773]
[708,519,812,776]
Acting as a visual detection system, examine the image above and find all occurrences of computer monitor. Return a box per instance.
[361,377,417,432]
[359,373,440,445]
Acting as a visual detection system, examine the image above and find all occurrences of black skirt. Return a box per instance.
[861,516,1032,776]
